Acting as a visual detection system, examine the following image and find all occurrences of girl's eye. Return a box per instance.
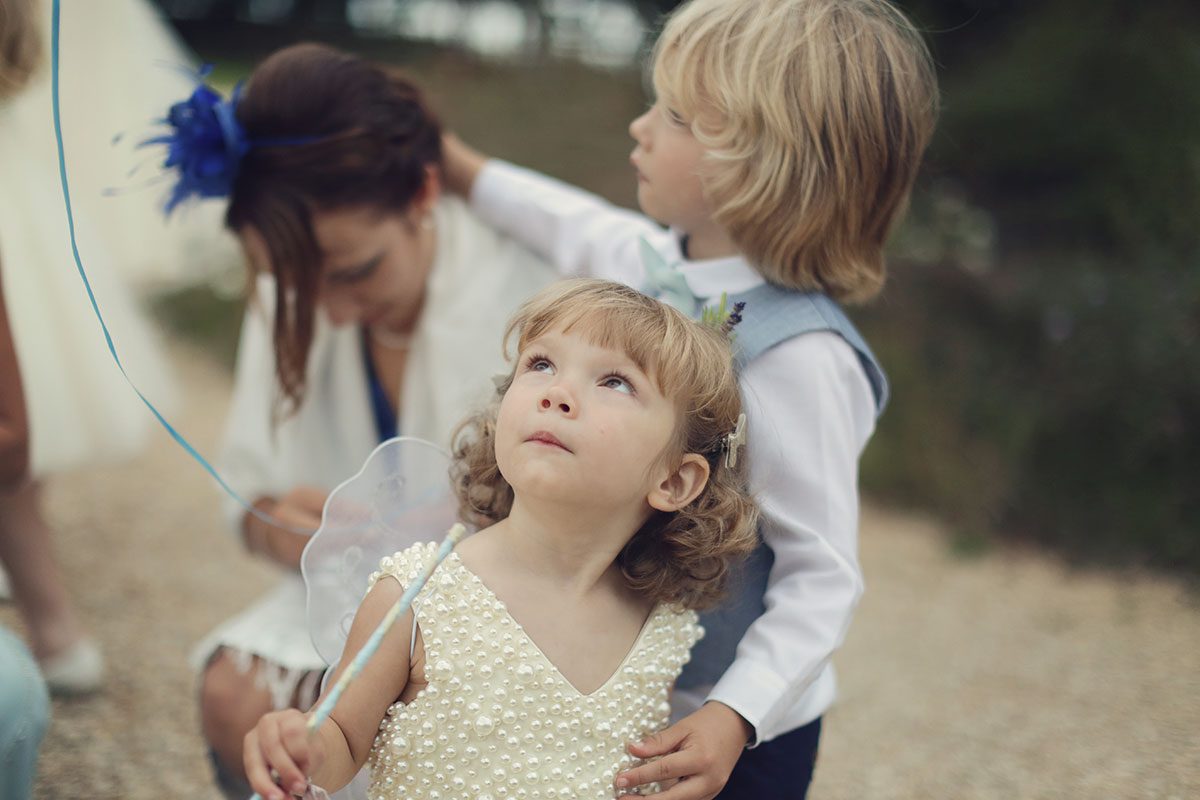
[601,374,634,395]
[665,107,687,126]
[524,354,554,374]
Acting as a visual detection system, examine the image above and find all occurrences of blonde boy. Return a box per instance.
[445,0,938,796]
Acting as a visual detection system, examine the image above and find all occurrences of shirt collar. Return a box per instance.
[663,231,764,301]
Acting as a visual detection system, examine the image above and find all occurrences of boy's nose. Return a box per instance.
[629,109,651,143]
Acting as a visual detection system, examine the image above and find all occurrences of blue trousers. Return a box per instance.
[717,717,822,800]
[0,627,50,800]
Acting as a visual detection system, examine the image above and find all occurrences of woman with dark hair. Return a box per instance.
[183,43,554,793]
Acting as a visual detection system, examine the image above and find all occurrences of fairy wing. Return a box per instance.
[301,436,460,669]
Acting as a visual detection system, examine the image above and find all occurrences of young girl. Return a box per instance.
[442,1,939,796]
[243,278,759,800]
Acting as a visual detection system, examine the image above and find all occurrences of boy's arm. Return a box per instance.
[708,333,876,743]
[0,266,30,487]
[444,135,661,286]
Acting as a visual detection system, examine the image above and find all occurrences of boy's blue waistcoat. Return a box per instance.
[677,283,888,689]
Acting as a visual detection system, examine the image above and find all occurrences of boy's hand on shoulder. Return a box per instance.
[616,702,751,799]
[244,709,325,800]
[440,132,488,197]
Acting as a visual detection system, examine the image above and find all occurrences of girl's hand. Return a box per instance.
[614,702,751,799]
[244,709,325,800]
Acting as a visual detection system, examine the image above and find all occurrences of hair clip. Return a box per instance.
[700,293,747,337]
[723,412,747,469]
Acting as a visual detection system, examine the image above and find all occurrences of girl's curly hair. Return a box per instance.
[451,279,759,611]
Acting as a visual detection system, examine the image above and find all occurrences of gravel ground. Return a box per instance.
[3,340,1197,800]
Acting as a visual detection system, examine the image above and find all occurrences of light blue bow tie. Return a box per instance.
[639,237,699,315]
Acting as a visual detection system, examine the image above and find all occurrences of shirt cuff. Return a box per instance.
[470,159,530,220]
[705,659,790,748]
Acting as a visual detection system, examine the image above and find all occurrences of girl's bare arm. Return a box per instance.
[245,579,417,797]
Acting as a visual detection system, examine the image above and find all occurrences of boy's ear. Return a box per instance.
[647,454,710,513]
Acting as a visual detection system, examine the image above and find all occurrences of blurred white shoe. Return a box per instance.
[40,637,105,695]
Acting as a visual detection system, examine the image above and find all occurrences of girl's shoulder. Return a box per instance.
[367,541,442,591]
[649,600,699,622]
[644,603,704,659]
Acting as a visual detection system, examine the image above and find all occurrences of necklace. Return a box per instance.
[367,325,414,350]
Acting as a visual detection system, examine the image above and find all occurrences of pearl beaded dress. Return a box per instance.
[366,542,702,799]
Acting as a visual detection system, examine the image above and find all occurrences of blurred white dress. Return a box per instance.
[0,0,234,473]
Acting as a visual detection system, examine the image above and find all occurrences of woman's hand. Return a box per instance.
[440,133,488,197]
[244,486,328,568]
[244,709,326,800]
[614,702,751,799]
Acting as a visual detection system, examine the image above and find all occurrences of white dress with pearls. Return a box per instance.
[367,543,702,800]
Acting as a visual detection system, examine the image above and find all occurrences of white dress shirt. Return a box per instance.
[471,161,878,744]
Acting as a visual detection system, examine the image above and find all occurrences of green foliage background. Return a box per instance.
[861,0,1200,571]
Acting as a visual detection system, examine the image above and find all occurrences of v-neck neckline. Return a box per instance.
[447,552,662,698]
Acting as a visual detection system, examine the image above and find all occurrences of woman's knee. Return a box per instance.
[200,651,266,737]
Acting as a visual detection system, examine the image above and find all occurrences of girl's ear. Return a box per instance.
[647,454,710,513]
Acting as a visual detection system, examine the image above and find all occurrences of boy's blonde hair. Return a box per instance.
[653,0,939,302]
[452,279,759,610]
[0,0,42,100]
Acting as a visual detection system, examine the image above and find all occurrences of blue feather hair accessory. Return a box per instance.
[142,65,249,214]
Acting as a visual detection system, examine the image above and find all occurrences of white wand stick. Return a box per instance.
[250,523,467,800]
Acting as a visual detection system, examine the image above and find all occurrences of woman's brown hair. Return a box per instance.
[226,43,443,413]
[0,0,42,100]
[451,279,759,610]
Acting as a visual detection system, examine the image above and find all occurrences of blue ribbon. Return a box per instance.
[49,0,313,535]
